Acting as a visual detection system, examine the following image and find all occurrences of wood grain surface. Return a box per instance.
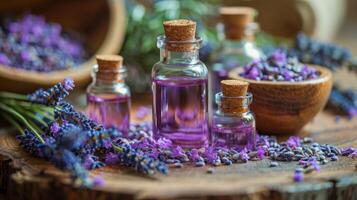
[0,96,356,200]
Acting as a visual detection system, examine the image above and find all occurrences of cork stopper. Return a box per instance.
[163,19,196,51]
[220,7,257,40]
[220,80,249,114]
[95,55,124,82]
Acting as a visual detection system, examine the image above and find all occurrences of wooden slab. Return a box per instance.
[0,101,356,199]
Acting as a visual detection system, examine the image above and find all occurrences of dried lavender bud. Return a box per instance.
[270,161,279,167]
[303,137,314,143]
[0,14,87,72]
[289,33,352,71]
[174,163,183,168]
[195,161,205,167]
[206,167,215,174]
[293,171,304,182]
[331,156,338,161]
[28,78,74,106]
[295,167,303,173]
[240,50,319,82]
[328,87,357,119]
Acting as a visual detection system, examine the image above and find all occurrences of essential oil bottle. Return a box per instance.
[211,80,256,150]
[210,7,264,110]
[152,19,209,148]
[86,55,130,136]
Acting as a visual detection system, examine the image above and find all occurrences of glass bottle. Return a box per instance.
[152,20,209,148]
[212,92,256,151]
[86,55,131,136]
[210,7,264,110]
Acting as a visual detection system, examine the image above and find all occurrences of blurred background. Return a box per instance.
[0,0,355,94]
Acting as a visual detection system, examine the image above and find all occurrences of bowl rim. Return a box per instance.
[228,64,332,85]
[0,0,125,86]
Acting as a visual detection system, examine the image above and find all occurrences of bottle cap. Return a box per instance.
[220,7,257,40]
[95,55,124,82]
[220,79,249,114]
[163,19,196,51]
[96,55,123,70]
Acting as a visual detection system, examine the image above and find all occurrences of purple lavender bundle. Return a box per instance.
[0,78,167,187]
[240,50,320,82]
[0,14,87,72]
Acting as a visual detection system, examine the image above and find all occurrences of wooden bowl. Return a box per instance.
[0,0,125,93]
[229,65,333,135]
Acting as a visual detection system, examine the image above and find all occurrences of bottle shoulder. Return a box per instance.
[86,82,130,96]
[152,60,208,79]
[211,42,264,70]
[213,111,255,123]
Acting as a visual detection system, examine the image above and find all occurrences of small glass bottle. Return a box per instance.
[211,80,256,151]
[152,19,209,148]
[210,7,264,110]
[86,55,130,136]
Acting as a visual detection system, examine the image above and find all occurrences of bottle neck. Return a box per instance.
[160,48,199,65]
[221,22,257,43]
[157,35,202,65]
[91,64,127,85]
[223,37,255,46]
[216,107,249,116]
[215,92,252,115]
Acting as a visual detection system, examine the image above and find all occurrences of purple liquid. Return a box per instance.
[153,77,209,148]
[212,120,256,151]
[87,94,130,136]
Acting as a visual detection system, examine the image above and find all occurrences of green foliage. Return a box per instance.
[121,0,220,72]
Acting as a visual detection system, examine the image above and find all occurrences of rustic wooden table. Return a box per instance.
[0,94,356,200]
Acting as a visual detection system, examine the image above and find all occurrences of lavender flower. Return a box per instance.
[63,78,75,90]
[28,79,74,106]
[293,170,304,182]
[93,175,105,186]
[0,14,87,72]
[56,123,86,151]
[189,149,201,162]
[204,147,218,164]
[270,49,287,65]
[50,122,60,135]
[171,146,185,158]
[104,152,119,165]
[114,138,168,175]
[16,130,45,157]
[156,137,172,149]
[240,50,319,81]
[135,106,151,119]
[285,136,301,148]
[239,149,250,162]
[309,158,321,172]
[256,147,265,160]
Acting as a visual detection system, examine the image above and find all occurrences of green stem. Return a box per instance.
[27,120,43,134]
[34,108,54,121]
[1,113,25,136]
[0,102,45,144]
[2,99,54,121]
[0,92,28,100]
[3,99,53,112]
[15,106,48,127]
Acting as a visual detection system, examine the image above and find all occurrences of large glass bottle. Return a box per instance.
[86,55,131,136]
[210,7,264,109]
[152,20,209,148]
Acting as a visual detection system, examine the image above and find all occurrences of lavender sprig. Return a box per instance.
[0,78,168,187]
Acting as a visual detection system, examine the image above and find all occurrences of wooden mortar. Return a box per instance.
[0,0,126,92]
[229,65,333,135]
